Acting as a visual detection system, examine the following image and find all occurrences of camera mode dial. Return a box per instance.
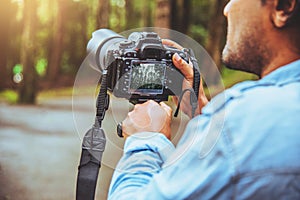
[119,40,134,49]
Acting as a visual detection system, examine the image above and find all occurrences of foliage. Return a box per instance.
[189,24,208,45]
[0,90,18,104]
[36,58,47,76]
[13,64,23,75]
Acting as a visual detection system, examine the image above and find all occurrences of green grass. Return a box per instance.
[39,87,74,98]
[221,67,258,88]
[0,86,99,104]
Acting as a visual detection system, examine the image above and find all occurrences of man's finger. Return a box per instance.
[173,53,193,81]
[162,39,183,50]
[160,102,172,116]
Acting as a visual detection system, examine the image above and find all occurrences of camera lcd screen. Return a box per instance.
[129,62,166,93]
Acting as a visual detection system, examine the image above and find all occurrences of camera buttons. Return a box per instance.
[120,40,133,47]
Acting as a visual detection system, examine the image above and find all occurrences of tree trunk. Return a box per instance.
[154,0,170,28]
[180,0,191,34]
[170,0,178,30]
[205,0,227,85]
[142,0,152,27]
[68,4,89,76]
[96,0,110,29]
[170,0,191,34]
[18,0,38,104]
[0,0,12,90]
[47,0,66,83]
[125,0,136,29]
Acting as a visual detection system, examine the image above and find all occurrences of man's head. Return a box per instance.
[222,0,300,77]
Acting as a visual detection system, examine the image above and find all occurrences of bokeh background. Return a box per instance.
[0,0,258,199]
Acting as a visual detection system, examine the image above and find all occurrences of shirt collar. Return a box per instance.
[260,59,300,86]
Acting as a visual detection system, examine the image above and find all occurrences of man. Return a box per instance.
[108,0,300,199]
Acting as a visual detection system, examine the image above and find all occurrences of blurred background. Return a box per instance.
[0,0,258,199]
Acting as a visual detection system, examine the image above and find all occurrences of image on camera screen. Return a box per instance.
[129,62,166,94]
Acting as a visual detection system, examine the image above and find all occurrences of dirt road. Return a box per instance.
[0,97,188,200]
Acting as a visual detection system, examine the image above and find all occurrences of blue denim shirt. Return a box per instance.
[108,60,300,200]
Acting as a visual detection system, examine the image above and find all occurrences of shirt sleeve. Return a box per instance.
[108,105,233,199]
[108,132,176,200]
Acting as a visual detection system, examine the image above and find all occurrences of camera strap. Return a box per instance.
[76,70,109,200]
[174,49,200,118]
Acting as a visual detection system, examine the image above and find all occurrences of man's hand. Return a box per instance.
[122,100,172,139]
[162,39,208,118]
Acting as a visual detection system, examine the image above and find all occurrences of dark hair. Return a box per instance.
[261,0,300,27]
[262,0,300,4]
[289,0,300,28]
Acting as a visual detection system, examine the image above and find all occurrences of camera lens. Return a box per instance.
[87,29,124,72]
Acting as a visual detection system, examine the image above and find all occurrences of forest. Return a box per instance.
[0,0,257,104]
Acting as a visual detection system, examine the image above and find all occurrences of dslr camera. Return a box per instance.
[87,29,190,103]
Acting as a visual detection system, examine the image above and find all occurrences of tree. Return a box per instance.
[205,0,227,85]
[154,0,171,28]
[126,0,154,29]
[142,0,153,27]
[18,0,39,104]
[0,0,14,90]
[66,1,90,77]
[47,0,67,83]
[96,0,110,28]
[170,0,191,34]
[125,0,136,29]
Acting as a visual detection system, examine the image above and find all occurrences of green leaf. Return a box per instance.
[36,58,48,76]
[13,64,23,75]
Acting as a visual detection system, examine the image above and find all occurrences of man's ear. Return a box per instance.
[272,0,298,28]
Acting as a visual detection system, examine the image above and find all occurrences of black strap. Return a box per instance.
[189,49,201,102]
[76,71,109,200]
[95,71,110,128]
[174,88,198,117]
[174,49,200,118]
[76,128,105,200]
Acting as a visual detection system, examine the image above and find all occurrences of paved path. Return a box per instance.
[0,97,188,200]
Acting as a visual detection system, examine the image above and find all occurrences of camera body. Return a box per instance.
[88,29,190,103]
[106,32,188,103]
